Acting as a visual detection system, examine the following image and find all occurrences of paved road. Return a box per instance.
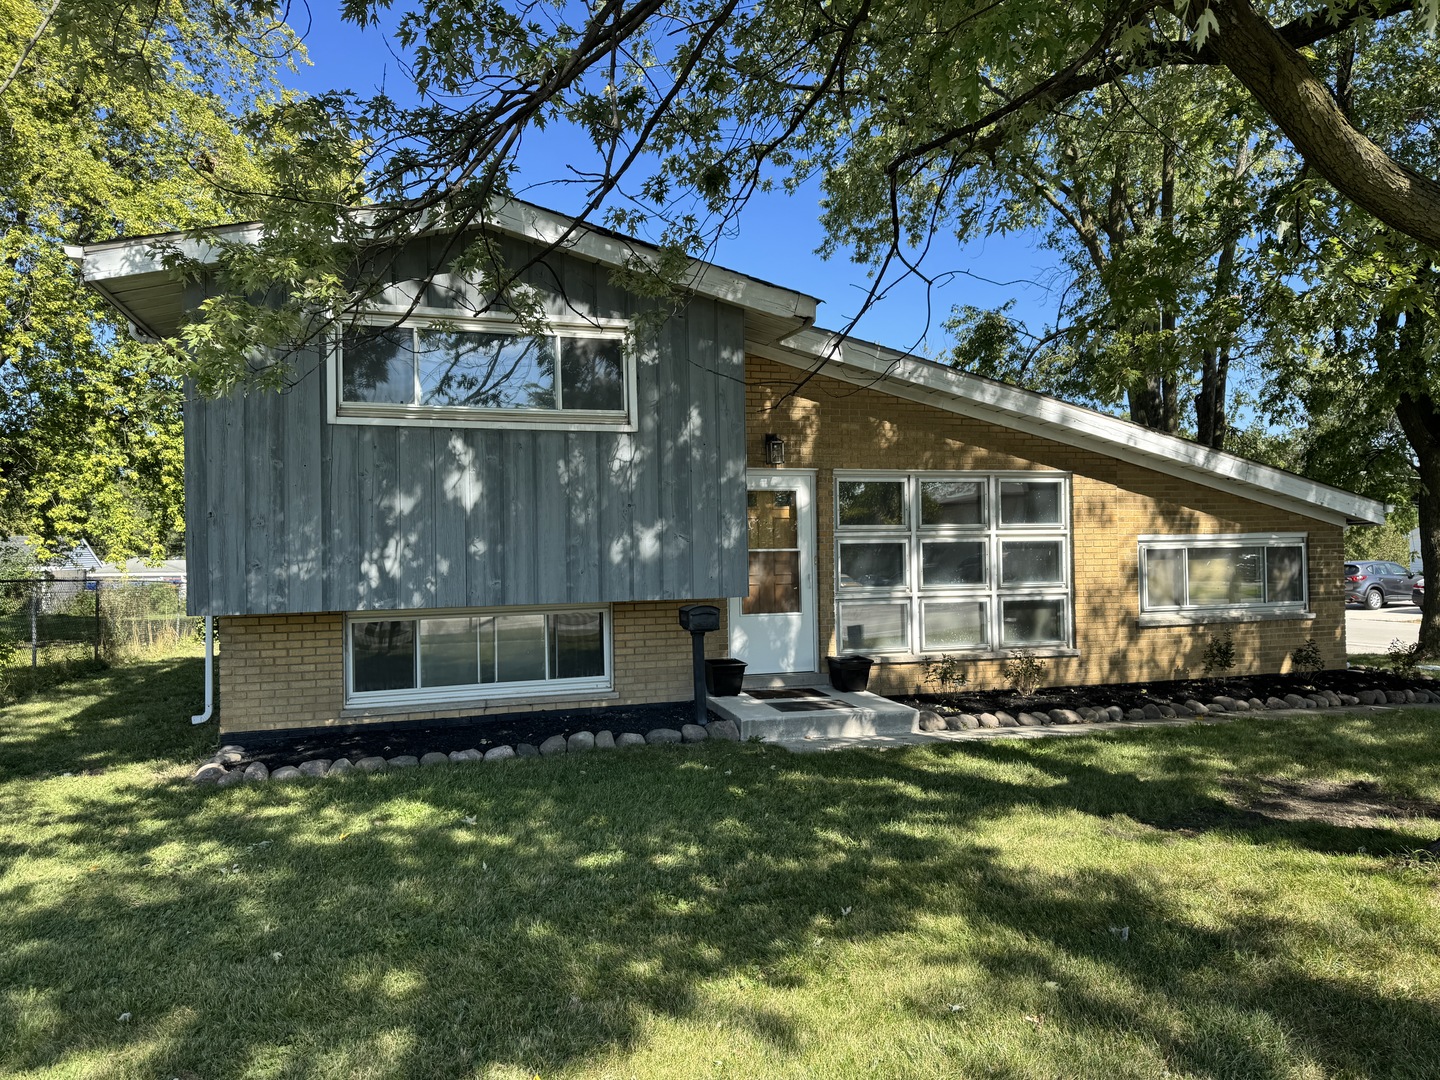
[1346,603,1421,654]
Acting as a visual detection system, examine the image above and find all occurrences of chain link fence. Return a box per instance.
[0,573,199,671]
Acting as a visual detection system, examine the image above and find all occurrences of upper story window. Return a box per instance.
[329,314,636,431]
[1138,534,1309,619]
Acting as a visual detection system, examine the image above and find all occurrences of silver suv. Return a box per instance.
[1344,561,1419,608]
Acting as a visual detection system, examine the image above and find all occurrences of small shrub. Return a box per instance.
[1388,638,1421,678]
[1003,654,1045,696]
[1292,638,1325,673]
[1201,632,1236,677]
[921,654,968,695]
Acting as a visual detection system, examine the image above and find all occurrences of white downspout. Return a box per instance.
[190,616,214,725]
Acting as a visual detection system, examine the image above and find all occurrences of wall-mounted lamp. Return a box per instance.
[763,433,786,466]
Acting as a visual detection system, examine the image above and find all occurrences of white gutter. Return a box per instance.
[190,616,214,725]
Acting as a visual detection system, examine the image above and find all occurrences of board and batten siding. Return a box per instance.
[183,239,749,617]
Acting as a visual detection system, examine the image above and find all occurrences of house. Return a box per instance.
[68,202,1386,739]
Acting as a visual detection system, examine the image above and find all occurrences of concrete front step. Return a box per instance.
[707,688,919,741]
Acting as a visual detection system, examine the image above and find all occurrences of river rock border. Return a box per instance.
[913,686,1439,733]
[192,719,741,786]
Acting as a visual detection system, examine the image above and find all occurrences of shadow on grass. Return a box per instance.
[3,669,1440,1077]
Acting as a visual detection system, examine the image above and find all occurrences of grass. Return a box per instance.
[3,661,1440,1078]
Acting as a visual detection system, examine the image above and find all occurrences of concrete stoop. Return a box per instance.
[706,687,920,741]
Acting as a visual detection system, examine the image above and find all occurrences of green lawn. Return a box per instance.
[3,661,1440,1078]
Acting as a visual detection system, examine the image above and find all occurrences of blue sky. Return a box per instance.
[282,5,1061,354]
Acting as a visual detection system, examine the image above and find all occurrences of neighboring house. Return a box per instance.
[68,203,1386,738]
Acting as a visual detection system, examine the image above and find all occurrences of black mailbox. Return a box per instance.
[678,604,721,633]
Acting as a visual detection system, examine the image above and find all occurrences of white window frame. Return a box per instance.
[1137,533,1310,622]
[344,603,613,707]
[834,471,1073,658]
[327,308,638,432]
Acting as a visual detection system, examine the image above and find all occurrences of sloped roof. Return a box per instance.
[751,329,1385,526]
[66,202,1384,526]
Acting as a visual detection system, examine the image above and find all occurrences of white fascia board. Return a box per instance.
[753,329,1387,527]
[483,200,818,322]
[63,223,263,283]
[65,203,818,325]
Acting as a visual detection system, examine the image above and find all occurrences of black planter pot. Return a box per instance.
[827,655,875,693]
[705,657,748,696]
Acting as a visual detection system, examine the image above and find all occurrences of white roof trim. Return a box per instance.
[63,203,817,328]
[751,328,1386,526]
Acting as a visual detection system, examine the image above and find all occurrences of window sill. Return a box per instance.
[342,688,620,719]
[331,408,637,433]
[1136,609,1315,628]
[841,648,1081,664]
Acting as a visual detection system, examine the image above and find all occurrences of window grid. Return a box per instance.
[331,313,636,430]
[345,605,612,706]
[835,472,1072,655]
[1139,535,1309,613]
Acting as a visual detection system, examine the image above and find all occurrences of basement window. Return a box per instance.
[346,605,611,705]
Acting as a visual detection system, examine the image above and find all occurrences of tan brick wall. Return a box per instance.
[217,600,730,735]
[743,354,1346,695]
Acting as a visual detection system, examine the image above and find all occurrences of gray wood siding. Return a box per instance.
[184,243,749,616]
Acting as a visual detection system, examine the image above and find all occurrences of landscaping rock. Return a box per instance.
[568,731,596,753]
[1142,704,1163,719]
[1208,698,1233,713]
[1105,706,1125,721]
[328,758,354,776]
[539,735,568,756]
[646,728,682,745]
[994,711,1020,727]
[1248,698,1266,710]
[594,730,616,750]
[215,745,246,765]
[1049,708,1083,726]
[616,732,647,748]
[1015,712,1044,727]
[681,724,709,743]
[1338,694,1360,706]
[1322,691,1343,707]
[450,748,483,763]
[708,720,741,741]
[1308,695,1328,708]
[1266,697,1289,710]
[946,713,978,730]
[1077,707,1097,721]
[484,745,516,762]
[917,709,946,733]
[271,766,302,782]
[243,761,269,783]
[1183,700,1208,716]
[1229,698,1251,711]
[1403,689,1418,703]
[192,762,227,785]
[977,712,1001,729]
[419,752,450,768]
[216,769,244,788]
[1158,705,1177,718]
[1126,708,1147,722]
[387,755,419,768]
[1387,691,1407,704]
[516,743,540,758]
[355,756,387,772]
[298,759,330,778]
[1283,694,1307,709]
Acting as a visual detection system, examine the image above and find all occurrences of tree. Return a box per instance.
[168,0,1440,393]
[0,0,299,558]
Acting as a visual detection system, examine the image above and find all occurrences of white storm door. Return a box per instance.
[729,471,817,674]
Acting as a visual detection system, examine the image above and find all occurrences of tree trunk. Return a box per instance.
[1395,388,1440,658]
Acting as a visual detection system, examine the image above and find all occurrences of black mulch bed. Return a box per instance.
[225,667,1435,771]
[894,667,1435,718]
[230,700,712,770]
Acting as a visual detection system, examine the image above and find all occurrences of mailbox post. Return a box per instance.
[678,604,721,727]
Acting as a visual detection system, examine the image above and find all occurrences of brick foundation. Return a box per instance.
[217,600,729,736]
